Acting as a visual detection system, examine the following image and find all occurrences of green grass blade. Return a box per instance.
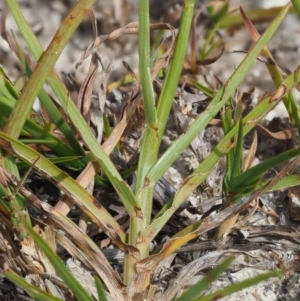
[138,0,156,127]
[156,0,196,141]
[221,104,234,191]
[230,119,243,180]
[0,74,19,100]
[95,277,109,301]
[240,6,299,129]
[196,270,282,301]
[228,147,300,192]
[4,267,62,301]
[291,0,300,16]
[4,0,97,139]
[187,78,214,97]
[231,174,300,203]
[12,40,85,156]
[174,257,234,301]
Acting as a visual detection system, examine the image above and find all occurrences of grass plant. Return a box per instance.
[0,0,299,300]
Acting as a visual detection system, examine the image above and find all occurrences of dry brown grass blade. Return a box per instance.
[123,61,139,84]
[190,8,203,73]
[20,225,56,274]
[102,90,143,154]
[0,168,129,299]
[77,22,176,67]
[88,8,98,39]
[197,47,225,66]
[26,206,127,299]
[40,203,129,297]
[256,123,297,140]
[77,52,99,123]
[243,130,258,171]
[54,161,98,215]
[151,25,177,80]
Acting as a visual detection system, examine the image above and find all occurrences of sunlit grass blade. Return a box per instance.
[95,276,109,301]
[4,266,62,301]
[195,269,282,301]
[240,6,300,128]
[4,0,97,139]
[174,257,234,301]
[156,0,196,141]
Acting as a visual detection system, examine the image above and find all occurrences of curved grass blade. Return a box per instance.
[4,266,62,301]
[196,269,282,301]
[174,257,234,301]
[4,0,97,139]
[95,277,109,301]
[228,147,300,191]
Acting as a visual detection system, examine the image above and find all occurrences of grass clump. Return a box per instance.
[0,0,299,300]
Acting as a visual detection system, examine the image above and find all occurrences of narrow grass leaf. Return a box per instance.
[95,276,109,301]
[228,147,300,191]
[22,221,94,301]
[231,119,243,180]
[4,0,97,139]
[174,257,235,301]
[4,266,62,301]
[157,0,196,141]
[196,270,282,301]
